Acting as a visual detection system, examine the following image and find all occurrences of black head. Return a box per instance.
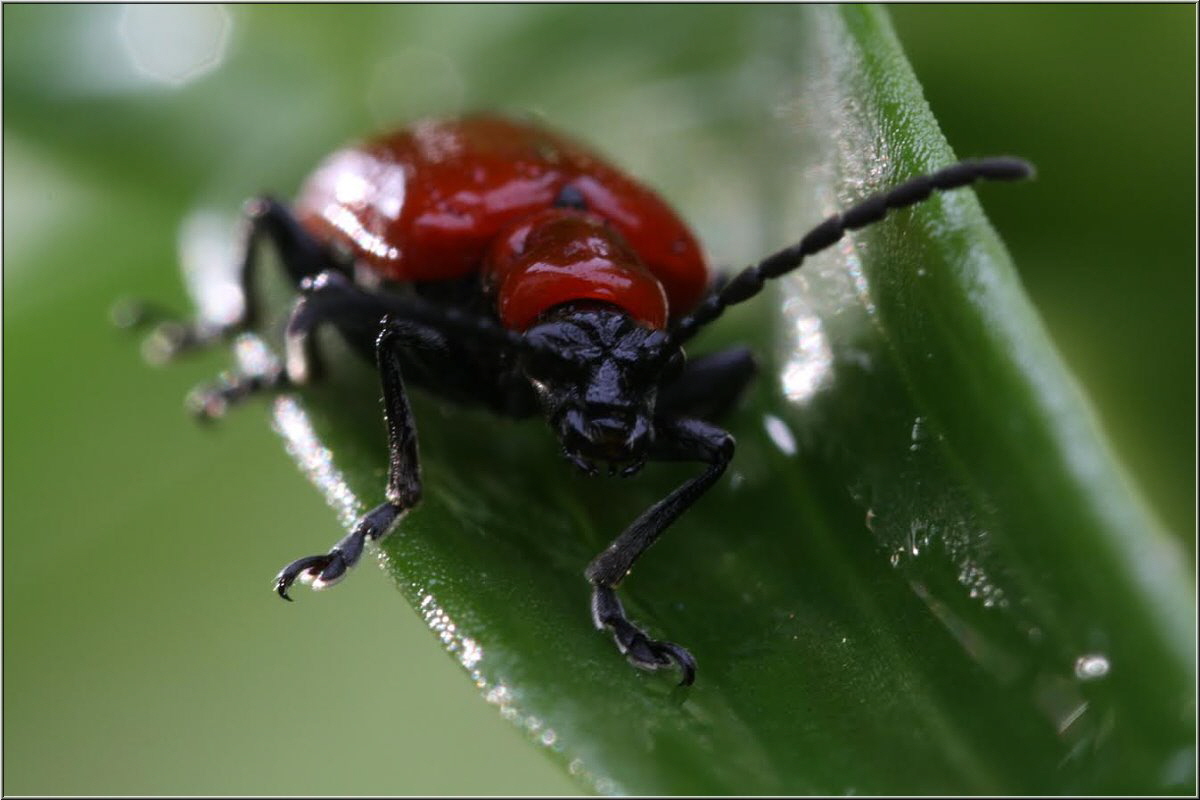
[522,304,683,476]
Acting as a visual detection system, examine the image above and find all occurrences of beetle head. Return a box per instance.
[522,304,683,476]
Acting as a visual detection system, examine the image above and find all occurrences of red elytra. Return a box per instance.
[293,114,708,330]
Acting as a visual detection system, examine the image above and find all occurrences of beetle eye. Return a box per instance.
[525,347,563,377]
[524,344,583,382]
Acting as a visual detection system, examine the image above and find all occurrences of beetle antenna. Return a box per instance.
[669,157,1034,345]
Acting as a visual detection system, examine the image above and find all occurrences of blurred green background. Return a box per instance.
[3,4,1193,795]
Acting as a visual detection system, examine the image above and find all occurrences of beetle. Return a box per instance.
[123,113,1032,685]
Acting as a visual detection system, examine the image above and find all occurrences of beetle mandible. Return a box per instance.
[122,114,1033,685]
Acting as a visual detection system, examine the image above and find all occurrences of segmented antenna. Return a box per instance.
[670,157,1035,345]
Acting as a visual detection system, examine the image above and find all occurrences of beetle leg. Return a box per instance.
[188,267,498,424]
[658,346,758,422]
[285,271,385,384]
[282,270,460,382]
[116,197,332,362]
[185,364,290,422]
[275,321,424,598]
[180,271,334,422]
[585,417,734,686]
[283,269,531,362]
[182,269,437,420]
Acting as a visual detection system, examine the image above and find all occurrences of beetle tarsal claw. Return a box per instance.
[621,631,697,687]
[274,552,348,599]
[592,587,696,685]
[311,555,352,590]
[185,386,228,421]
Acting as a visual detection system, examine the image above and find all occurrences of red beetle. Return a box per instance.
[127,113,1032,685]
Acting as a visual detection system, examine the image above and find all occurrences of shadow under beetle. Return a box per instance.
[121,114,1032,685]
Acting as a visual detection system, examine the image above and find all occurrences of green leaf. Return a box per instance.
[265,5,1193,794]
[4,5,1192,796]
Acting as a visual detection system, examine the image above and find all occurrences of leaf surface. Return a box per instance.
[261,6,1194,794]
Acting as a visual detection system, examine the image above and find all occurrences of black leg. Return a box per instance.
[283,270,530,368]
[188,268,504,422]
[184,267,428,421]
[186,361,291,421]
[283,270,455,385]
[585,417,735,685]
[658,346,758,421]
[118,196,333,362]
[275,321,425,598]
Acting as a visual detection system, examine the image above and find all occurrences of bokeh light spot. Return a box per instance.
[118,4,231,88]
